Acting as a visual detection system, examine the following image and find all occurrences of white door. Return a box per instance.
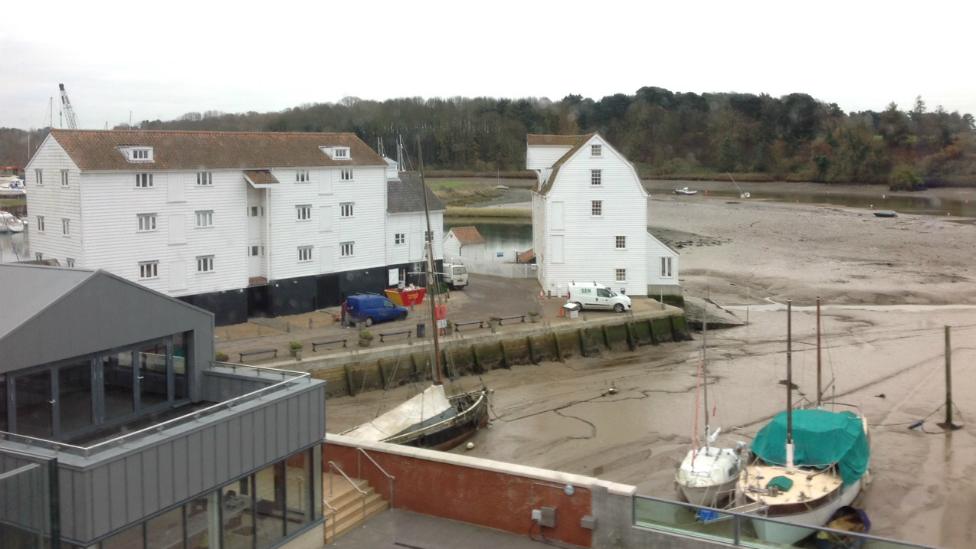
[168,214,185,244]
[551,235,564,264]
[319,205,333,232]
[169,261,186,291]
[319,246,334,273]
[166,174,184,203]
[551,201,565,231]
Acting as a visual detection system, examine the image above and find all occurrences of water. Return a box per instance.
[443,220,532,256]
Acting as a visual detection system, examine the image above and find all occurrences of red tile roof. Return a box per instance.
[243,169,279,185]
[449,226,486,245]
[527,134,585,146]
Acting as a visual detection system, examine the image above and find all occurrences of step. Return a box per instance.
[323,473,368,500]
[325,497,388,542]
[325,484,375,513]
[330,491,384,526]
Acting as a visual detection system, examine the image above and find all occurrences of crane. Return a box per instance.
[59,83,79,129]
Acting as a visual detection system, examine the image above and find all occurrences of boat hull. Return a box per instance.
[384,389,490,451]
[748,479,862,545]
[678,479,738,508]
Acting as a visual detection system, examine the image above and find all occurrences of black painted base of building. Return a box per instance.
[179,262,441,326]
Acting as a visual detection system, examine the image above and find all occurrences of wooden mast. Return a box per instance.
[702,299,710,449]
[786,299,794,467]
[416,138,443,385]
[816,297,822,407]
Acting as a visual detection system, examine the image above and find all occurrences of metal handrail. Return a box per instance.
[0,362,310,457]
[328,461,367,523]
[632,493,935,548]
[357,448,396,509]
[323,500,338,544]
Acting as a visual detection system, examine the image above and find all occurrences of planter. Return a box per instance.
[290,349,303,361]
[359,338,372,348]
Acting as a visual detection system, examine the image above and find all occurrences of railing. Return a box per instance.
[357,448,396,509]
[0,363,311,458]
[633,494,934,548]
[322,500,338,544]
[328,460,367,523]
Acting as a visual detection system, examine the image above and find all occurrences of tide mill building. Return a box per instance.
[24,129,444,325]
[526,133,679,297]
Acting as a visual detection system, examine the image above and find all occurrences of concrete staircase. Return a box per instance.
[323,472,389,543]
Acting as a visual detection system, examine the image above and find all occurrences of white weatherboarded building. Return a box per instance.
[527,133,679,297]
[25,129,442,324]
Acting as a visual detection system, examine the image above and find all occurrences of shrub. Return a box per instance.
[358,329,374,341]
[215,351,229,362]
[289,341,304,351]
[889,165,925,191]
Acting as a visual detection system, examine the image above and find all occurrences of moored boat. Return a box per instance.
[0,211,25,233]
[674,186,699,195]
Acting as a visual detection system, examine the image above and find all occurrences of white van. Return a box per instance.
[567,282,632,312]
[442,263,469,290]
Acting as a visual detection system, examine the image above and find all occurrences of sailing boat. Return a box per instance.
[736,300,870,545]
[675,305,743,507]
[342,138,489,451]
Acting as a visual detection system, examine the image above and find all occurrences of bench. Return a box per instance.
[453,320,485,333]
[379,330,412,343]
[311,338,347,352]
[492,314,526,326]
[239,349,277,363]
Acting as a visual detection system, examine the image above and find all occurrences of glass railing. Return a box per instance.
[633,494,932,549]
[0,363,310,458]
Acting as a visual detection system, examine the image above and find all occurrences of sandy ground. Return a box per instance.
[327,192,976,548]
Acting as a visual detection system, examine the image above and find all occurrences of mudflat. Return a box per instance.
[328,188,976,548]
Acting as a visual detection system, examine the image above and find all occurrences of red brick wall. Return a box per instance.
[324,441,593,547]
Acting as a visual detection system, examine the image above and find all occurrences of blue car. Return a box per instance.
[344,294,408,326]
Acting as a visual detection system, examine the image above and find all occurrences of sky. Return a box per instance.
[2,0,975,130]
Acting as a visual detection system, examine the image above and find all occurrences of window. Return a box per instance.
[195,210,214,228]
[661,257,673,277]
[34,252,42,261]
[296,204,312,221]
[615,235,626,249]
[36,215,45,232]
[131,148,151,160]
[616,268,627,282]
[249,245,265,257]
[60,169,69,186]
[394,233,406,245]
[250,206,264,217]
[66,258,75,268]
[340,241,354,257]
[341,168,354,181]
[334,147,348,158]
[591,169,602,186]
[196,171,212,186]
[61,218,70,235]
[340,202,354,217]
[591,144,602,157]
[296,169,310,182]
[137,213,157,232]
[298,245,313,262]
[34,168,43,185]
[139,261,159,279]
[197,255,214,273]
[135,173,154,188]
[591,200,603,216]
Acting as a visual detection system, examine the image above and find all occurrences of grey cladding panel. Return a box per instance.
[91,465,110,536]
[254,408,267,466]
[172,437,189,503]
[125,454,143,523]
[108,460,127,530]
[187,431,203,496]
[142,447,159,514]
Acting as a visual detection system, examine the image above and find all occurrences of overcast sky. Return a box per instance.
[2,0,974,130]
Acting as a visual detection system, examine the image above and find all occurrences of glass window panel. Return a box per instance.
[173,333,188,401]
[102,522,145,549]
[286,451,312,534]
[138,342,168,409]
[187,492,218,549]
[58,359,93,437]
[15,370,52,438]
[102,351,134,420]
[255,463,286,548]
[146,505,182,549]
[1,374,7,432]
[222,479,254,549]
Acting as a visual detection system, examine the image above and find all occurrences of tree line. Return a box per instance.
[4,87,974,186]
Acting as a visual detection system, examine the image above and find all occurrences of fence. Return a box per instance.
[633,494,931,549]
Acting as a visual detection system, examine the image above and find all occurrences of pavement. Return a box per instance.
[330,509,552,549]
[216,274,643,365]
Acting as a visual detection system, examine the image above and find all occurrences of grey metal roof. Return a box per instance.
[0,264,95,341]
[387,172,445,214]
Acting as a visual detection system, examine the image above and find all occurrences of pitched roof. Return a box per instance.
[517,248,536,263]
[448,226,485,245]
[48,129,387,171]
[527,134,585,146]
[387,172,445,213]
[243,169,279,185]
[537,133,596,195]
[0,264,95,341]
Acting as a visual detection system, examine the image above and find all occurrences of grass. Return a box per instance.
[0,197,26,208]
[445,207,531,219]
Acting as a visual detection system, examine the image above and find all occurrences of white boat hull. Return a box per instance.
[678,478,738,508]
[749,478,862,545]
[675,446,742,507]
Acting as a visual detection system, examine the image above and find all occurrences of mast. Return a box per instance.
[416,138,443,385]
[816,297,822,407]
[702,300,709,449]
[786,299,794,468]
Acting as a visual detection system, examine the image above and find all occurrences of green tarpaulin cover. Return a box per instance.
[751,409,870,485]
[766,476,794,492]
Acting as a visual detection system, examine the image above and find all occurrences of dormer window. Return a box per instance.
[320,146,351,160]
[120,146,154,163]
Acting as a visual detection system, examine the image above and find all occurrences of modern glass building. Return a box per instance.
[0,264,326,548]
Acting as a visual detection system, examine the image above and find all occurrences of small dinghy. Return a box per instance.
[674,186,699,195]
[815,506,871,549]
[873,210,897,218]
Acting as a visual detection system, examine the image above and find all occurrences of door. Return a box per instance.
[595,288,613,309]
